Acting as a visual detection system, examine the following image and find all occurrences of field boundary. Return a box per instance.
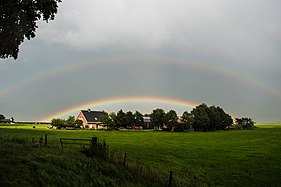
[60,137,98,149]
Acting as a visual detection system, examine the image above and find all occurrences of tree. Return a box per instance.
[125,111,135,128]
[150,108,166,130]
[66,116,75,126]
[51,117,81,129]
[0,0,62,59]
[51,118,65,129]
[134,111,144,127]
[235,118,255,129]
[100,112,114,129]
[74,119,83,128]
[109,112,117,128]
[190,104,233,131]
[180,111,194,131]
[207,106,221,130]
[65,116,81,128]
[165,110,178,131]
[0,114,5,121]
[114,110,127,128]
[191,103,210,131]
[221,111,233,129]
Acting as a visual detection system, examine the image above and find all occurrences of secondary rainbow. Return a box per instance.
[40,96,197,121]
[2,55,281,101]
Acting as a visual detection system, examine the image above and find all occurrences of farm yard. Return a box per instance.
[1,124,281,186]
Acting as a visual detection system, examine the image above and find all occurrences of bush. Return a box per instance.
[235,118,255,129]
[84,137,109,161]
[174,123,185,132]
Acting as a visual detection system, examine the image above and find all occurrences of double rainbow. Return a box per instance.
[1,55,280,122]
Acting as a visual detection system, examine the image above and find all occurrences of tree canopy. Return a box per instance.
[134,111,144,126]
[180,111,194,131]
[51,116,82,129]
[165,110,178,131]
[190,104,233,131]
[235,118,255,129]
[0,114,5,120]
[191,104,211,131]
[0,0,61,59]
[114,110,127,128]
[150,108,166,130]
[100,112,115,129]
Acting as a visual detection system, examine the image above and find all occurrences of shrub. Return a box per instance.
[235,118,255,129]
[85,137,109,161]
[174,123,185,132]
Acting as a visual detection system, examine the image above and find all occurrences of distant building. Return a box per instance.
[0,115,14,124]
[143,116,152,129]
[76,109,106,129]
[0,118,14,124]
[0,119,11,123]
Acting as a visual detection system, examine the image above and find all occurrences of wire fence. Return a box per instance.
[1,135,186,186]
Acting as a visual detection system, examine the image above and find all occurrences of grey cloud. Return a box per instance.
[37,0,281,69]
[1,0,281,122]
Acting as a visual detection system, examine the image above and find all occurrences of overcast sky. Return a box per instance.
[1,0,281,122]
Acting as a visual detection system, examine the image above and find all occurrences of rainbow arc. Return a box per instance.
[40,96,197,121]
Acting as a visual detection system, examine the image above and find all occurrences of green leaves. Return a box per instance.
[0,0,61,59]
[235,118,255,129]
[190,104,233,131]
[150,108,166,130]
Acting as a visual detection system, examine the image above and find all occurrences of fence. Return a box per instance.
[2,135,180,186]
[108,150,177,186]
[62,137,178,186]
[60,137,98,149]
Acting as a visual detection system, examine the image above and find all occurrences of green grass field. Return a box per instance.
[1,124,281,186]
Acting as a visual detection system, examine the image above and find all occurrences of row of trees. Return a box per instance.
[50,104,254,131]
[150,104,234,131]
[51,116,82,129]
[100,103,234,131]
[101,110,146,129]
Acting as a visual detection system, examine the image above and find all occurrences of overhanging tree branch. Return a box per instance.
[0,0,61,59]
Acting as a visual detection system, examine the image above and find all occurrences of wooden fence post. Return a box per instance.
[168,170,173,187]
[60,138,63,148]
[39,136,43,144]
[91,137,98,146]
[44,134,48,146]
[123,152,127,167]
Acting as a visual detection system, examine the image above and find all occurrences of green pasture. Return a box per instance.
[1,124,281,186]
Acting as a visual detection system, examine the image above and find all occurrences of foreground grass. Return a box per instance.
[0,140,170,187]
[1,124,281,186]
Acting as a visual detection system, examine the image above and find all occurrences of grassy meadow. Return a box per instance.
[1,123,281,186]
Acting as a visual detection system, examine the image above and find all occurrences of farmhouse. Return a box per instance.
[76,109,106,129]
